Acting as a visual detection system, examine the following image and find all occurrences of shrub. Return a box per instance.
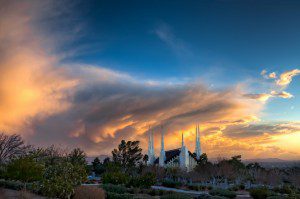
[209,188,236,199]
[229,185,239,191]
[106,192,133,199]
[40,161,87,199]
[102,172,130,185]
[273,185,292,194]
[161,179,182,188]
[101,183,127,194]
[0,179,24,190]
[73,186,105,199]
[250,187,271,199]
[240,184,245,190]
[160,193,193,199]
[6,157,44,183]
[128,173,156,188]
[266,196,286,199]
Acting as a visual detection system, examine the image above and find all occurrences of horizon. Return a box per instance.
[0,0,300,160]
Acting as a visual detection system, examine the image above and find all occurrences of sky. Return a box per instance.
[0,0,300,160]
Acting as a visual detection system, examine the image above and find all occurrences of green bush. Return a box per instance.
[266,196,286,199]
[128,173,156,188]
[240,184,245,190]
[250,187,271,199]
[229,185,239,191]
[161,179,182,188]
[160,193,193,199]
[106,192,134,199]
[102,172,130,185]
[40,161,86,199]
[0,179,24,190]
[187,184,206,191]
[209,188,236,199]
[273,185,292,194]
[6,157,44,183]
[102,184,127,194]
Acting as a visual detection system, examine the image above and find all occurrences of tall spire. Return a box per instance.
[159,125,165,167]
[180,130,188,170]
[147,127,155,165]
[195,124,202,160]
[181,131,184,147]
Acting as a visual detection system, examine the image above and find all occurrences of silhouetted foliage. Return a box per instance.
[6,156,44,183]
[68,148,86,166]
[112,140,143,172]
[0,133,30,163]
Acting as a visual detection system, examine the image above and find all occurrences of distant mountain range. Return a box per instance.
[243,158,298,163]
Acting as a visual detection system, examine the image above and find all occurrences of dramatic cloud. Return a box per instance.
[223,122,300,139]
[270,91,293,99]
[276,69,300,86]
[260,70,276,79]
[0,1,299,159]
[243,90,293,102]
[243,93,272,102]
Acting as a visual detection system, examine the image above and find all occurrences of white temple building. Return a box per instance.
[147,124,202,171]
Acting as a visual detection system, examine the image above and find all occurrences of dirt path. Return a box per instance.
[0,188,48,199]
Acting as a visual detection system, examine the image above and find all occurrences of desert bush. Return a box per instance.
[188,184,207,191]
[106,192,133,199]
[40,161,86,199]
[250,187,271,199]
[266,196,286,199]
[273,185,292,194]
[128,172,156,188]
[102,172,130,185]
[160,193,193,199]
[101,183,127,194]
[73,186,105,199]
[0,179,24,190]
[209,188,236,199]
[0,179,41,193]
[6,157,44,184]
[229,185,239,191]
[161,179,182,188]
[240,184,245,190]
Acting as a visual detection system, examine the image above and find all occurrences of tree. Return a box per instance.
[112,140,143,171]
[29,145,65,166]
[92,157,105,175]
[6,156,44,189]
[92,157,101,168]
[68,148,86,166]
[0,133,29,163]
[143,154,149,164]
[198,153,208,165]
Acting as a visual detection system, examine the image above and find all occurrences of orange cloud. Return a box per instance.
[0,1,299,160]
[276,69,300,86]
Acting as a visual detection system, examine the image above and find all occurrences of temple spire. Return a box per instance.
[181,131,184,147]
[159,126,165,167]
[147,126,155,165]
[195,124,202,160]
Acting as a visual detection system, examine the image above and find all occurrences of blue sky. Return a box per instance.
[53,0,300,120]
[1,0,300,158]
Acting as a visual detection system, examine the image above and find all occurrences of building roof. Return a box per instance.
[154,148,197,164]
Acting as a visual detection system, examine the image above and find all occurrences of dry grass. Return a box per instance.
[73,186,106,199]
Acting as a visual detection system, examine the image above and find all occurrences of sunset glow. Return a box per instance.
[1,0,300,160]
